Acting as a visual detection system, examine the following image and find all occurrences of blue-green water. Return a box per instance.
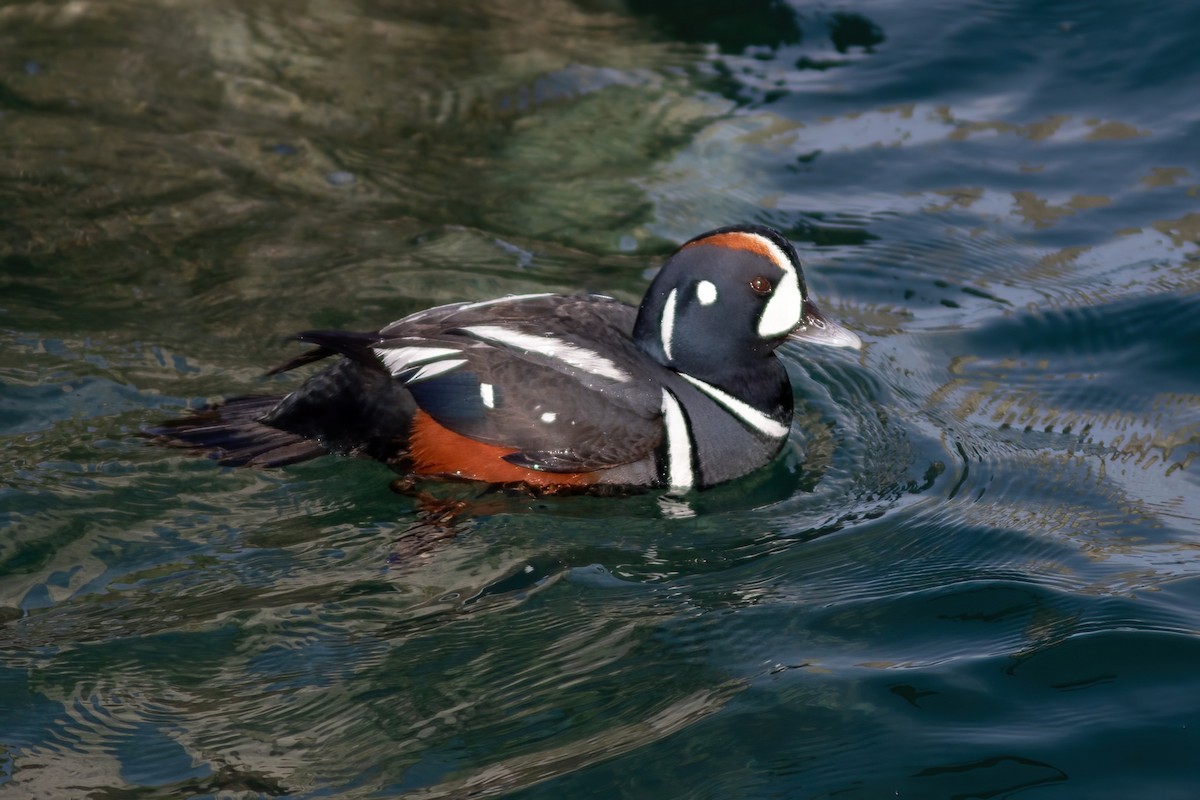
[3,0,1200,797]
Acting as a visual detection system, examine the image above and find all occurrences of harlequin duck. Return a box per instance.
[154,225,860,493]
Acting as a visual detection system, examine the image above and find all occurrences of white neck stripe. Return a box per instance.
[459,325,632,382]
[660,388,694,492]
[661,288,678,362]
[678,373,790,439]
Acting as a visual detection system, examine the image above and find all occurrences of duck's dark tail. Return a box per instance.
[150,356,418,468]
[149,395,330,467]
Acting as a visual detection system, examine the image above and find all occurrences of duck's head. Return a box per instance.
[633,224,860,381]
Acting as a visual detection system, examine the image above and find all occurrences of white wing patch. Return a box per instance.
[678,373,790,439]
[406,359,467,383]
[376,346,462,376]
[660,388,694,492]
[375,346,469,384]
[458,325,632,382]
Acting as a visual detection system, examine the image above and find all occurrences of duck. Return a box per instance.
[154,224,861,493]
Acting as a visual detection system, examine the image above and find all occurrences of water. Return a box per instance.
[3,0,1199,796]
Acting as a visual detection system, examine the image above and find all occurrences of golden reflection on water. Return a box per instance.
[401,682,744,799]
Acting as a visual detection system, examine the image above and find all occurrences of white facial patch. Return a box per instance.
[747,234,804,339]
[459,325,631,382]
[540,412,557,423]
[660,288,678,362]
[696,280,718,306]
[660,388,694,492]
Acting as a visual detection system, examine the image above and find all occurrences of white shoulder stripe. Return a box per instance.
[660,388,694,492]
[677,373,790,439]
[458,325,631,382]
[456,293,556,311]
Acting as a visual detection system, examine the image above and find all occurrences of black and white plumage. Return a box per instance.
[153,224,861,493]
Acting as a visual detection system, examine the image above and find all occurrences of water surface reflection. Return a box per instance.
[3,0,1200,797]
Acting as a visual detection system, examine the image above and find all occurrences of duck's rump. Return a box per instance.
[150,360,417,468]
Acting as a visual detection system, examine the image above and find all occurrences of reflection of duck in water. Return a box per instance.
[154,225,859,494]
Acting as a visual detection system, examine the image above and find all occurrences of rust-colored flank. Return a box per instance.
[408,410,595,488]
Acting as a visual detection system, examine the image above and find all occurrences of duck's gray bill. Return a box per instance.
[789,300,862,350]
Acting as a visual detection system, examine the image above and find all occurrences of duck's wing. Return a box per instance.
[287,295,666,473]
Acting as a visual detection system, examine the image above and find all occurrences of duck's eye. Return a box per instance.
[749,276,772,295]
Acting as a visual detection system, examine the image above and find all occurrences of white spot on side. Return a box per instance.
[406,359,467,384]
[660,288,678,362]
[480,382,495,409]
[459,325,631,382]
[660,388,694,492]
[678,373,790,439]
[696,280,718,306]
[376,346,462,376]
[540,411,557,423]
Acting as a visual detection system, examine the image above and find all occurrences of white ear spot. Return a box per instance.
[696,280,718,306]
[540,412,557,423]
